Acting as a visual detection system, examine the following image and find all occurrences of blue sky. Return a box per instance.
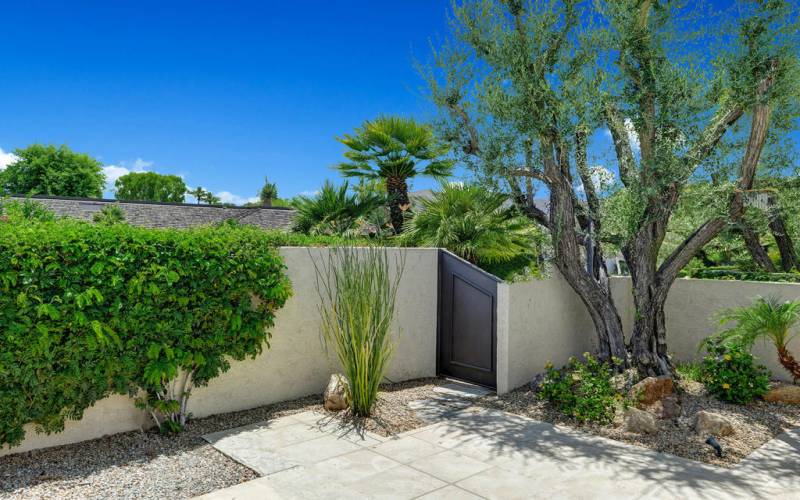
[0,0,453,202]
[0,1,796,203]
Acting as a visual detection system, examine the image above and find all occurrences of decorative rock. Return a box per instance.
[763,385,800,404]
[624,408,658,434]
[630,376,674,406]
[323,374,349,411]
[695,411,734,437]
[645,394,682,420]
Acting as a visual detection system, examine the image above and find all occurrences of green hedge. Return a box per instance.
[687,267,800,283]
[0,220,291,446]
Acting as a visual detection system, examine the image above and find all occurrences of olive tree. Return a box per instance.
[425,0,799,375]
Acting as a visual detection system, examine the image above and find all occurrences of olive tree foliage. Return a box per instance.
[424,0,799,375]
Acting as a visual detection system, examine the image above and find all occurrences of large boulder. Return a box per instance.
[323,374,349,411]
[695,411,734,437]
[645,394,682,420]
[624,408,658,434]
[763,385,800,404]
[630,376,674,406]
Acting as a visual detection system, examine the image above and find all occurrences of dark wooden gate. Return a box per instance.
[438,250,499,388]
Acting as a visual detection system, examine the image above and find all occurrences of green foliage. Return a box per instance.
[700,342,770,404]
[0,220,291,445]
[187,186,221,205]
[686,267,800,283]
[259,176,278,205]
[115,172,187,203]
[401,183,541,279]
[338,116,453,233]
[292,180,385,236]
[537,354,625,424]
[711,296,800,352]
[92,204,126,225]
[0,144,105,198]
[0,198,56,223]
[313,248,404,417]
[675,361,703,383]
[337,116,453,183]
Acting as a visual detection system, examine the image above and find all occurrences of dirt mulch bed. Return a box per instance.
[0,378,444,500]
[471,379,800,468]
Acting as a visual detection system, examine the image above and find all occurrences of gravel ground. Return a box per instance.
[0,378,444,500]
[472,379,800,468]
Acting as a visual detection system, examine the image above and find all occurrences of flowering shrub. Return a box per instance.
[538,353,625,424]
[700,342,770,404]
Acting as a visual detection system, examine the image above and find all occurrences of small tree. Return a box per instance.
[337,116,454,233]
[115,172,187,203]
[187,186,221,205]
[93,204,126,225]
[259,176,278,206]
[0,144,104,198]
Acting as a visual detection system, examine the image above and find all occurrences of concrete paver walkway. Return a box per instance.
[198,406,799,499]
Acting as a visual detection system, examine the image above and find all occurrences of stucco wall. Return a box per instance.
[2,247,438,456]
[496,273,596,394]
[497,273,800,394]
[612,277,800,381]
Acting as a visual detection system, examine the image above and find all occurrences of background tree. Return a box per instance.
[115,171,187,203]
[186,186,220,205]
[0,144,104,198]
[426,0,799,375]
[292,180,384,236]
[402,182,541,279]
[259,176,278,206]
[337,116,454,233]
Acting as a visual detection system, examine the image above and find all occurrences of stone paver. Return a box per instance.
[199,407,799,500]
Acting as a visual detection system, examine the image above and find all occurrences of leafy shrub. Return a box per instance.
[92,204,126,225]
[313,247,404,416]
[0,198,56,222]
[538,353,624,424]
[700,342,770,404]
[0,219,291,445]
[687,267,800,283]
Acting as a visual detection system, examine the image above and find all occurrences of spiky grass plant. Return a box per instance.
[313,248,405,416]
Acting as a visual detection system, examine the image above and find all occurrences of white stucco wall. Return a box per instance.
[2,247,438,456]
[496,272,596,394]
[496,273,800,394]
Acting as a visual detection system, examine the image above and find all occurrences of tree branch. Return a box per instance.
[603,102,636,186]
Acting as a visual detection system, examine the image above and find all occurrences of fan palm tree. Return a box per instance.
[710,296,800,382]
[337,116,453,234]
[401,183,540,274]
[292,180,384,236]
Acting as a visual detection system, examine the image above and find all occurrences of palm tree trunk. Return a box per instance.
[386,176,409,234]
[776,344,800,383]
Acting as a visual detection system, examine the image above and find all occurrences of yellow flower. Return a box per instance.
[722,383,731,389]
[723,354,732,361]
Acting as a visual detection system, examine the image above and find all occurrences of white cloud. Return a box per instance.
[624,119,640,152]
[0,147,19,171]
[101,158,153,194]
[216,191,259,206]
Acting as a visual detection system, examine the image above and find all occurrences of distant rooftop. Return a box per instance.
[8,194,295,230]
